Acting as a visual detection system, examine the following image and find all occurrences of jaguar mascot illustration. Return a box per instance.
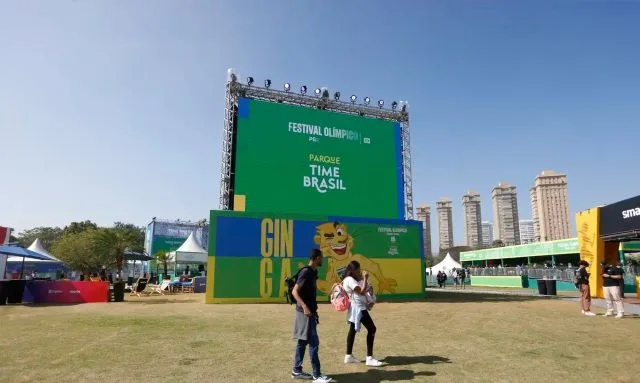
[299,221,398,296]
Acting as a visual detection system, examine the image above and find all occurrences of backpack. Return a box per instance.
[285,266,311,304]
[330,283,351,312]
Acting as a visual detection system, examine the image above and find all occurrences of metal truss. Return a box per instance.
[219,81,235,210]
[218,75,415,219]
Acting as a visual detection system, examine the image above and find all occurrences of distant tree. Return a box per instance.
[9,234,18,243]
[51,230,101,272]
[93,227,140,279]
[113,222,145,253]
[62,220,98,236]
[154,251,170,275]
[492,240,505,248]
[16,226,63,249]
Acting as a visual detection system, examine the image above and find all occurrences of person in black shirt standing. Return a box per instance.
[576,261,595,316]
[291,249,331,383]
[602,262,624,318]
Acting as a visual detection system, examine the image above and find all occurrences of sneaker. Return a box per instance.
[312,375,332,383]
[344,354,360,364]
[291,370,312,380]
[584,311,596,316]
[615,313,624,319]
[365,356,383,367]
[604,312,614,317]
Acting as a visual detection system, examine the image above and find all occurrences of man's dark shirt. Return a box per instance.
[577,267,589,285]
[295,267,318,313]
[602,266,622,287]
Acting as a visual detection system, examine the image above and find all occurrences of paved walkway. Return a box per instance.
[426,287,640,316]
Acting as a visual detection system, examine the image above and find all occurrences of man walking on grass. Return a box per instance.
[291,249,332,383]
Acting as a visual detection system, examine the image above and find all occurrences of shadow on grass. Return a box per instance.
[424,290,558,303]
[382,355,452,366]
[331,369,435,382]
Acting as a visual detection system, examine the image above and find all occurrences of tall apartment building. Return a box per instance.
[491,182,521,246]
[530,170,571,242]
[436,198,454,251]
[519,219,535,244]
[481,221,493,247]
[462,191,483,248]
[415,204,433,258]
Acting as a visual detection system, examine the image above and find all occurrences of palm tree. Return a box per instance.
[154,251,170,276]
[93,228,139,280]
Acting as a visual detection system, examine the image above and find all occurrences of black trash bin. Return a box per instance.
[7,280,26,304]
[536,279,547,295]
[0,280,8,305]
[112,281,125,302]
[545,279,557,296]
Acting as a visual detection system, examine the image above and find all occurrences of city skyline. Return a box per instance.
[420,169,572,255]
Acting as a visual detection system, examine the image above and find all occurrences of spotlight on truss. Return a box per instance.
[350,95,357,103]
[227,68,237,83]
[378,100,384,108]
[314,88,321,96]
[300,86,307,94]
[321,87,329,99]
[364,97,370,105]
[284,83,291,92]
[247,77,254,86]
[264,79,271,89]
[391,101,398,110]
[334,92,340,101]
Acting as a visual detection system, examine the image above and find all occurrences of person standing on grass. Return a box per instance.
[291,249,332,383]
[576,260,595,316]
[601,262,624,319]
[342,260,383,367]
[458,268,466,290]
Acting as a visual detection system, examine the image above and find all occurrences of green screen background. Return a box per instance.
[233,98,403,219]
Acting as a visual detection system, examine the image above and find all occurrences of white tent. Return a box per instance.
[167,233,207,264]
[7,238,63,263]
[428,253,462,276]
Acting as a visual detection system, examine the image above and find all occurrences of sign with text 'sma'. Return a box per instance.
[233,98,404,219]
[206,211,425,303]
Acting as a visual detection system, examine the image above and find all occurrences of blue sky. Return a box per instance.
[1,1,639,252]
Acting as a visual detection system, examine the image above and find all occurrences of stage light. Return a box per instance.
[334,92,340,101]
[402,104,407,112]
[315,88,321,96]
[364,97,370,105]
[284,83,291,92]
[247,77,254,86]
[350,95,357,103]
[391,101,398,110]
[300,86,307,94]
[378,100,384,108]
[264,79,271,89]
[322,89,329,98]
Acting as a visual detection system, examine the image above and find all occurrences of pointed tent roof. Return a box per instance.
[168,233,207,264]
[6,239,62,263]
[429,253,462,275]
[28,239,62,262]
[175,233,207,254]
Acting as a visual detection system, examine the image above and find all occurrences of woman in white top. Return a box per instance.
[342,260,382,367]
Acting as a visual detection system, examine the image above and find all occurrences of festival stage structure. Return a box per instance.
[207,70,424,303]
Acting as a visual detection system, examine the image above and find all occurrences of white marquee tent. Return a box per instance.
[167,233,207,264]
[428,253,462,276]
[7,238,62,263]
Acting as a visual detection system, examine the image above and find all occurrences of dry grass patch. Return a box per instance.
[0,291,638,383]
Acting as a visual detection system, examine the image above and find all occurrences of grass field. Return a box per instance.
[0,291,638,383]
